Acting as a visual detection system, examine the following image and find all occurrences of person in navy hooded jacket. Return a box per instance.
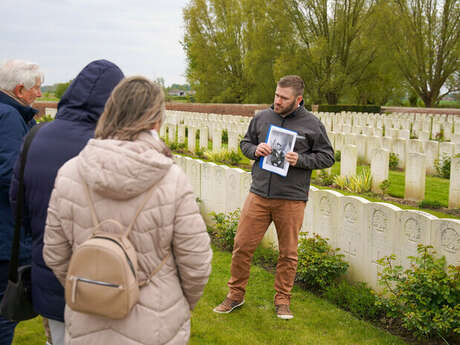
[9,60,124,345]
[0,59,43,345]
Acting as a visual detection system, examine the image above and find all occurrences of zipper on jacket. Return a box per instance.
[267,117,286,197]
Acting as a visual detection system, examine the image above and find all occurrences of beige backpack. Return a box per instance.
[65,183,169,319]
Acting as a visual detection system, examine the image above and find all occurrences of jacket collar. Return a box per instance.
[0,90,38,123]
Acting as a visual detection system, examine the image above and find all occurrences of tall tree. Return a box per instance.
[183,0,247,103]
[382,0,460,107]
[183,0,290,103]
[279,0,378,104]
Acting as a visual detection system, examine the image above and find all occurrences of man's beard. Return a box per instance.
[274,99,297,116]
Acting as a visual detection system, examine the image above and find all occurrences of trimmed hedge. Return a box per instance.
[315,104,381,113]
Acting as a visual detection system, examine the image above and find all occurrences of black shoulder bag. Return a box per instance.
[0,123,45,321]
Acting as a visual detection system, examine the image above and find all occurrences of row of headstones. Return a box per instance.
[341,145,460,209]
[160,122,245,153]
[318,111,460,142]
[328,131,460,173]
[160,110,459,178]
[173,154,460,290]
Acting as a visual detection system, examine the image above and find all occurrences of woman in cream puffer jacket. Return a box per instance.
[43,76,212,345]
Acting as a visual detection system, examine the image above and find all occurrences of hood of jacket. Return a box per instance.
[77,132,173,200]
[56,59,124,123]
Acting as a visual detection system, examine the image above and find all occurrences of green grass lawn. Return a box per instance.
[12,316,46,345]
[13,247,407,345]
[192,248,407,345]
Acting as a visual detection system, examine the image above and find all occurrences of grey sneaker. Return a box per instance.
[213,297,245,314]
[275,304,294,320]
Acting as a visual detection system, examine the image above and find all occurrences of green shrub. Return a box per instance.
[418,200,442,209]
[222,130,228,144]
[347,168,372,193]
[195,147,205,159]
[209,209,240,251]
[324,280,383,321]
[334,150,341,162]
[376,245,460,340]
[434,127,445,142]
[333,175,348,190]
[317,104,381,113]
[379,179,391,195]
[168,142,187,152]
[434,156,451,179]
[253,245,278,271]
[389,152,399,170]
[333,168,372,193]
[55,81,71,99]
[204,150,242,166]
[314,170,335,186]
[37,115,54,123]
[296,233,349,291]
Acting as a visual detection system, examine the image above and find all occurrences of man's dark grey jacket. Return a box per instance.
[240,104,334,201]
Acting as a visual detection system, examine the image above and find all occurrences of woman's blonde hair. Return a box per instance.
[95,76,166,141]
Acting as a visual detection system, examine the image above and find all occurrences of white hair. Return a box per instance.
[0,59,44,91]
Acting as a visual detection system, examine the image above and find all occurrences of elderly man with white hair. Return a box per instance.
[0,59,43,345]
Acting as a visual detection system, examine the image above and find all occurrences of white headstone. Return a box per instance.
[449,156,460,209]
[199,127,209,150]
[397,210,436,270]
[341,144,357,177]
[371,148,389,193]
[312,190,343,248]
[431,219,460,268]
[337,196,370,282]
[366,202,401,289]
[404,152,426,202]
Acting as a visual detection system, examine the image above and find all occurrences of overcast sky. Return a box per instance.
[0,0,189,86]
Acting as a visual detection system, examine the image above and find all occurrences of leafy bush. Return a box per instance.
[55,81,71,99]
[376,245,460,340]
[333,175,348,190]
[388,152,399,170]
[324,280,383,321]
[334,150,341,162]
[333,168,372,193]
[37,115,54,123]
[379,179,391,195]
[434,155,451,179]
[204,150,242,166]
[418,200,442,209]
[317,104,381,113]
[314,170,335,186]
[296,233,349,291]
[208,209,240,251]
[253,245,278,271]
[347,168,372,193]
[168,142,187,152]
[434,127,445,142]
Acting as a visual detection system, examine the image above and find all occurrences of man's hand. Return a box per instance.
[255,143,272,157]
[285,152,298,166]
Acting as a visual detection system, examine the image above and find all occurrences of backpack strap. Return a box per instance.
[139,252,171,287]
[82,182,169,286]
[82,182,155,238]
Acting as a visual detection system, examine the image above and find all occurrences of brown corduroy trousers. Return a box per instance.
[227,192,306,305]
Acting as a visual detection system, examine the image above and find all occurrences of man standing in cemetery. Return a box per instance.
[0,60,43,345]
[214,75,334,319]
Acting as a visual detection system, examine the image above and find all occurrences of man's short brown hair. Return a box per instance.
[277,75,304,97]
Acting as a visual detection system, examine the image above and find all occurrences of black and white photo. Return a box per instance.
[260,125,297,176]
